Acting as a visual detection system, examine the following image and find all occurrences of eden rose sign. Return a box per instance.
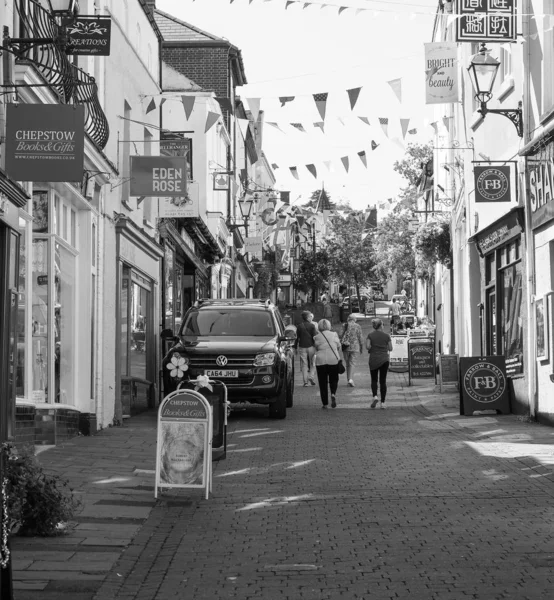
[130,156,188,197]
[5,104,85,182]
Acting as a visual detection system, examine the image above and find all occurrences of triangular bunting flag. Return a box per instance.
[314,122,325,133]
[337,117,345,126]
[430,121,438,134]
[291,123,306,133]
[358,116,370,126]
[338,6,348,14]
[279,96,295,106]
[347,87,361,110]
[216,97,233,112]
[160,98,166,108]
[313,92,328,121]
[181,95,196,120]
[296,215,305,228]
[247,98,261,121]
[286,0,295,7]
[205,111,220,133]
[443,116,450,131]
[379,117,389,137]
[387,78,402,103]
[324,160,332,171]
[408,128,417,135]
[371,140,379,151]
[341,156,349,173]
[271,163,279,170]
[306,164,317,179]
[266,122,284,133]
[145,98,156,114]
[289,167,299,180]
[400,118,410,139]
[303,2,311,6]
[357,151,367,168]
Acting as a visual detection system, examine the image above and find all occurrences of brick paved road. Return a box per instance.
[90,367,554,600]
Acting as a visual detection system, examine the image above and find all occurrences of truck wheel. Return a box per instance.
[286,368,294,408]
[269,385,287,419]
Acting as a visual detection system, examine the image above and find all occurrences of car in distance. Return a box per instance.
[341,294,370,313]
[161,299,295,419]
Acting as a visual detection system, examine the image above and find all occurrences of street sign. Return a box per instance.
[408,338,435,385]
[459,356,510,415]
[456,0,516,43]
[155,389,213,499]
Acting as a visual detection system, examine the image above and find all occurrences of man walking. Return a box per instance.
[388,297,401,333]
[296,311,317,386]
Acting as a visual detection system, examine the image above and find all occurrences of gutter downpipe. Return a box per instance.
[522,0,537,417]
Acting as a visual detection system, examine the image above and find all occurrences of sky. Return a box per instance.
[157,0,440,210]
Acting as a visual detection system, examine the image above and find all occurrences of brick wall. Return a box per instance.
[162,46,229,97]
[35,407,80,445]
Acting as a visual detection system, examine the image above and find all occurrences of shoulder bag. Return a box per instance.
[341,323,350,352]
[323,332,346,374]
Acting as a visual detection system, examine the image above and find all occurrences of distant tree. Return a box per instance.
[371,210,416,284]
[326,214,375,305]
[293,248,330,299]
[413,218,452,280]
[393,142,433,212]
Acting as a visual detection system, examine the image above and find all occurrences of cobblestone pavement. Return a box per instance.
[11,319,554,599]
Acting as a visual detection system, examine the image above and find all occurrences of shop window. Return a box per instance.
[33,191,49,233]
[164,247,174,330]
[16,218,28,398]
[31,239,49,402]
[121,274,129,376]
[485,289,497,355]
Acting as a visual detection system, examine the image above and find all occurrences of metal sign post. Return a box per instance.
[155,389,213,500]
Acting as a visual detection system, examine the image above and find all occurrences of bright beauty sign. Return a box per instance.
[130,156,188,197]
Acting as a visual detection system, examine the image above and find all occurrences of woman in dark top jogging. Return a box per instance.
[366,318,393,409]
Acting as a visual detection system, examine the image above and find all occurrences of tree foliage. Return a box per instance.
[393,142,433,212]
[326,216,375,298]
[371,211,416,283]
[293,248,330,295]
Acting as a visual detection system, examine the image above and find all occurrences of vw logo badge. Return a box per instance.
[216,355,228,367]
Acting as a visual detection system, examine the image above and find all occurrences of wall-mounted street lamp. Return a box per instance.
[468,43,523,138]
[237,194,254,236]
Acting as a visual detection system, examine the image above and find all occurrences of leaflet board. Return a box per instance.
[408,338,435,385]
[439,354,459,392]
[459,356,510,416]
[389,335,408,372]
[155,389,213,499]
[365,299,375,316]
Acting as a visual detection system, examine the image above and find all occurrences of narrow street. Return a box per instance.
[12,321,554,600]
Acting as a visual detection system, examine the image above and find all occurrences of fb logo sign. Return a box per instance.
[476,166,510,202]
[463,362,506,403]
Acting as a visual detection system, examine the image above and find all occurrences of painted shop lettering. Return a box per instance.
[529,157,554,213]
[15,130,76,141]
[152,167,183,192]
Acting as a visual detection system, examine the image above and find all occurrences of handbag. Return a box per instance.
[323,332,346,374]
[341,324,350,352]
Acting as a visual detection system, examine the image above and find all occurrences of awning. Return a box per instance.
[159,220,208,278]
[0,167,29,208]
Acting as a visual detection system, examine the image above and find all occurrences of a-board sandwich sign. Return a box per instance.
[155,389,213,499]
[408,338,435,384]
[459,356,510,416]
[5,104,85,182]
[389,335,408,373]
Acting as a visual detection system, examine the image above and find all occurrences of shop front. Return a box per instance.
[471,208,528,413]
[525,137,554,421]
[116,217,164,419]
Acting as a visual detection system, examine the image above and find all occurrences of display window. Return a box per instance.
[484,238,524,376]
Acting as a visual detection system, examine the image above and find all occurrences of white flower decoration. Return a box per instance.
[166,355,188,379]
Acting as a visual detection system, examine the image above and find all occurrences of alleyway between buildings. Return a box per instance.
[11,321,554,600]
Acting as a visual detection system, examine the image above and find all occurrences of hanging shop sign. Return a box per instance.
[424,42,459,105]
[155,389,213,499]
[213,173,230,191]
[474,164,512,203]
[5,104,85,182]
[130,156,187,197]
[244,236,263,255]
[63,16,112,56]
[528,141,554,229]
[460,356,510,415]
[456,0,516,43]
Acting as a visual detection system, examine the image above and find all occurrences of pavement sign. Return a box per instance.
[439,354,459,392]
[408,337,435,385]
[459,356,511,416]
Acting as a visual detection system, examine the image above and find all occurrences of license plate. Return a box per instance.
[205,369,238,378]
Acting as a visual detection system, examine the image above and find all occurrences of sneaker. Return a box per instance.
[303,382,309,387]
[370,398,378,409]
[331,395,337,408]
[380,403,386,409]
[348,380,355,387]
[322,405,328,410]
[309,378,317,386]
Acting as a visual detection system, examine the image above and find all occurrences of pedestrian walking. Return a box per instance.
[314,319,342,409]
[341,313,364,387]
[366,318,392,409]
[322,298,333,321]
[388,297,401,333]
[296,310,317,387]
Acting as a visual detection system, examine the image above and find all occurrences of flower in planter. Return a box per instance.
[167,355,188,379]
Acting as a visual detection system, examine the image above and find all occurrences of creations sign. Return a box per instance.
[459,356,510,415]
[424,43,459,105]
[155,389,213,499]
[456,0,516,43]
[4,104,85,182]
[64,16,112,55]
[474,165,512,203]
